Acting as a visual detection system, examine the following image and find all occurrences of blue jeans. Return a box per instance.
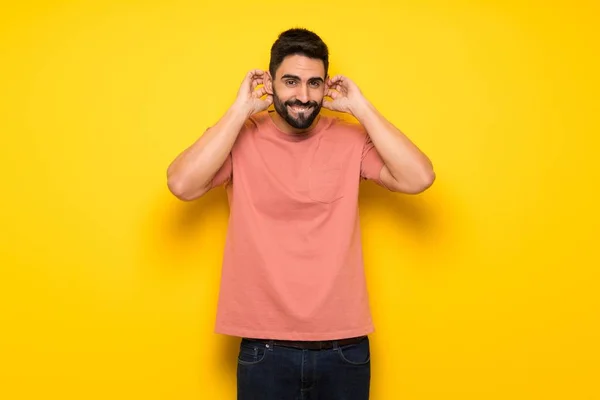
[237,336,371,400]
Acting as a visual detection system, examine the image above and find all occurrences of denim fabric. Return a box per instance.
[237,336,371,400]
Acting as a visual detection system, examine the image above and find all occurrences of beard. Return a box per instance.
[273,89,322,130]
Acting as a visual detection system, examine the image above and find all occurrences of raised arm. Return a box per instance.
[167,70,273,201]
[324,75,435,194]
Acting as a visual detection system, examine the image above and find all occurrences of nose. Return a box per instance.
[296,84,309,103]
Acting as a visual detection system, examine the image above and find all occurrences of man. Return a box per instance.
[167,28,434,400]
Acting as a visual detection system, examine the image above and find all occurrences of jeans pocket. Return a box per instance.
[237,340,268,366]
[337,337,370,365]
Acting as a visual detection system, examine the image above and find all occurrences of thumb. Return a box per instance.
[257,95,273,112]
[322,100,334,110]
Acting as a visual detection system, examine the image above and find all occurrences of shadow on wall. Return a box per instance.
[358,179,456,262]
[141,186,240,384]
[143,187,230,269]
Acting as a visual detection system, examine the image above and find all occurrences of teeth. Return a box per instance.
[290,106,309,112]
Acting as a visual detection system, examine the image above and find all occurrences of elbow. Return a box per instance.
[167,177,192,201]
[166,174,206,202]
[417,169,436,193]
[410,168,436,194]
[392,167,436,194]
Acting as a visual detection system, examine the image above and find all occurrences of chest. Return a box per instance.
[231,135,361,209]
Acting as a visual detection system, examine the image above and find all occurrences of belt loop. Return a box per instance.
[267,339,274,351]
[332,340,339,350]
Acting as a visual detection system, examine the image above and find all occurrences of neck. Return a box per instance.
[269,110,321,135]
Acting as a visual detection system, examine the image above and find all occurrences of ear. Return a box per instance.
[264,71,274,95]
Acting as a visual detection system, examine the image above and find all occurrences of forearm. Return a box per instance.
[352,98,435,190]
[167,104,250,199]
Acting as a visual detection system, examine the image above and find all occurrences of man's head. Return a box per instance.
[264,28,329,131]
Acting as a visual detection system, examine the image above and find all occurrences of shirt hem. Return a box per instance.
[214,324,375,341]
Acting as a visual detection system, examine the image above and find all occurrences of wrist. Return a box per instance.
[350,96,371,120]
[230,101,253,119]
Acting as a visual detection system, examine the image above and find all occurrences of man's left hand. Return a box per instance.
[323,75,366,116]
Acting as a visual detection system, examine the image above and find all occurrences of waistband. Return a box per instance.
[244,335,368,350]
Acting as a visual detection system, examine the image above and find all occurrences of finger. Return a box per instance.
[258,95,273,112]
[253,86,267,98]
[326,81,342,92]
[332,80,344,89]
[248,69,265,77]
[329,75,344,84]
[322,100,333,110]
[332,83,346,95]
[325,89,338,99]
[252,78,264,90]
[244,69,265,85]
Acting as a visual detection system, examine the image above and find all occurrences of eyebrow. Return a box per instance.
[281,74,324,83]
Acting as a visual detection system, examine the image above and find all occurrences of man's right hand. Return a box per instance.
[234,69,273,117]
[168,70,273,201]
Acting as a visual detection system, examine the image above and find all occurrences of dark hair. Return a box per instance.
[269,28,329,79]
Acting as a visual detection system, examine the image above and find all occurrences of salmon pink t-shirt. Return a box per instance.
[209,110,387,341]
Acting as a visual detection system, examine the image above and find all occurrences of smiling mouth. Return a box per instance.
[288,105,312,113]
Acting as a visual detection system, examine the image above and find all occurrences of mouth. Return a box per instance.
[288,105,312,114]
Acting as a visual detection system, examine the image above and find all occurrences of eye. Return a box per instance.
[286,80,297,86]
[309,81,321,88]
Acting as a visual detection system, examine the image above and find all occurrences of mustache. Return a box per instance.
[285,100,319,108]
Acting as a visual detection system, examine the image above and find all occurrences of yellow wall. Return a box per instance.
[1,1,598,399]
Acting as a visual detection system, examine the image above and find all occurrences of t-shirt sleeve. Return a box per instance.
[360,134,385,185]
[210,153,233,189]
